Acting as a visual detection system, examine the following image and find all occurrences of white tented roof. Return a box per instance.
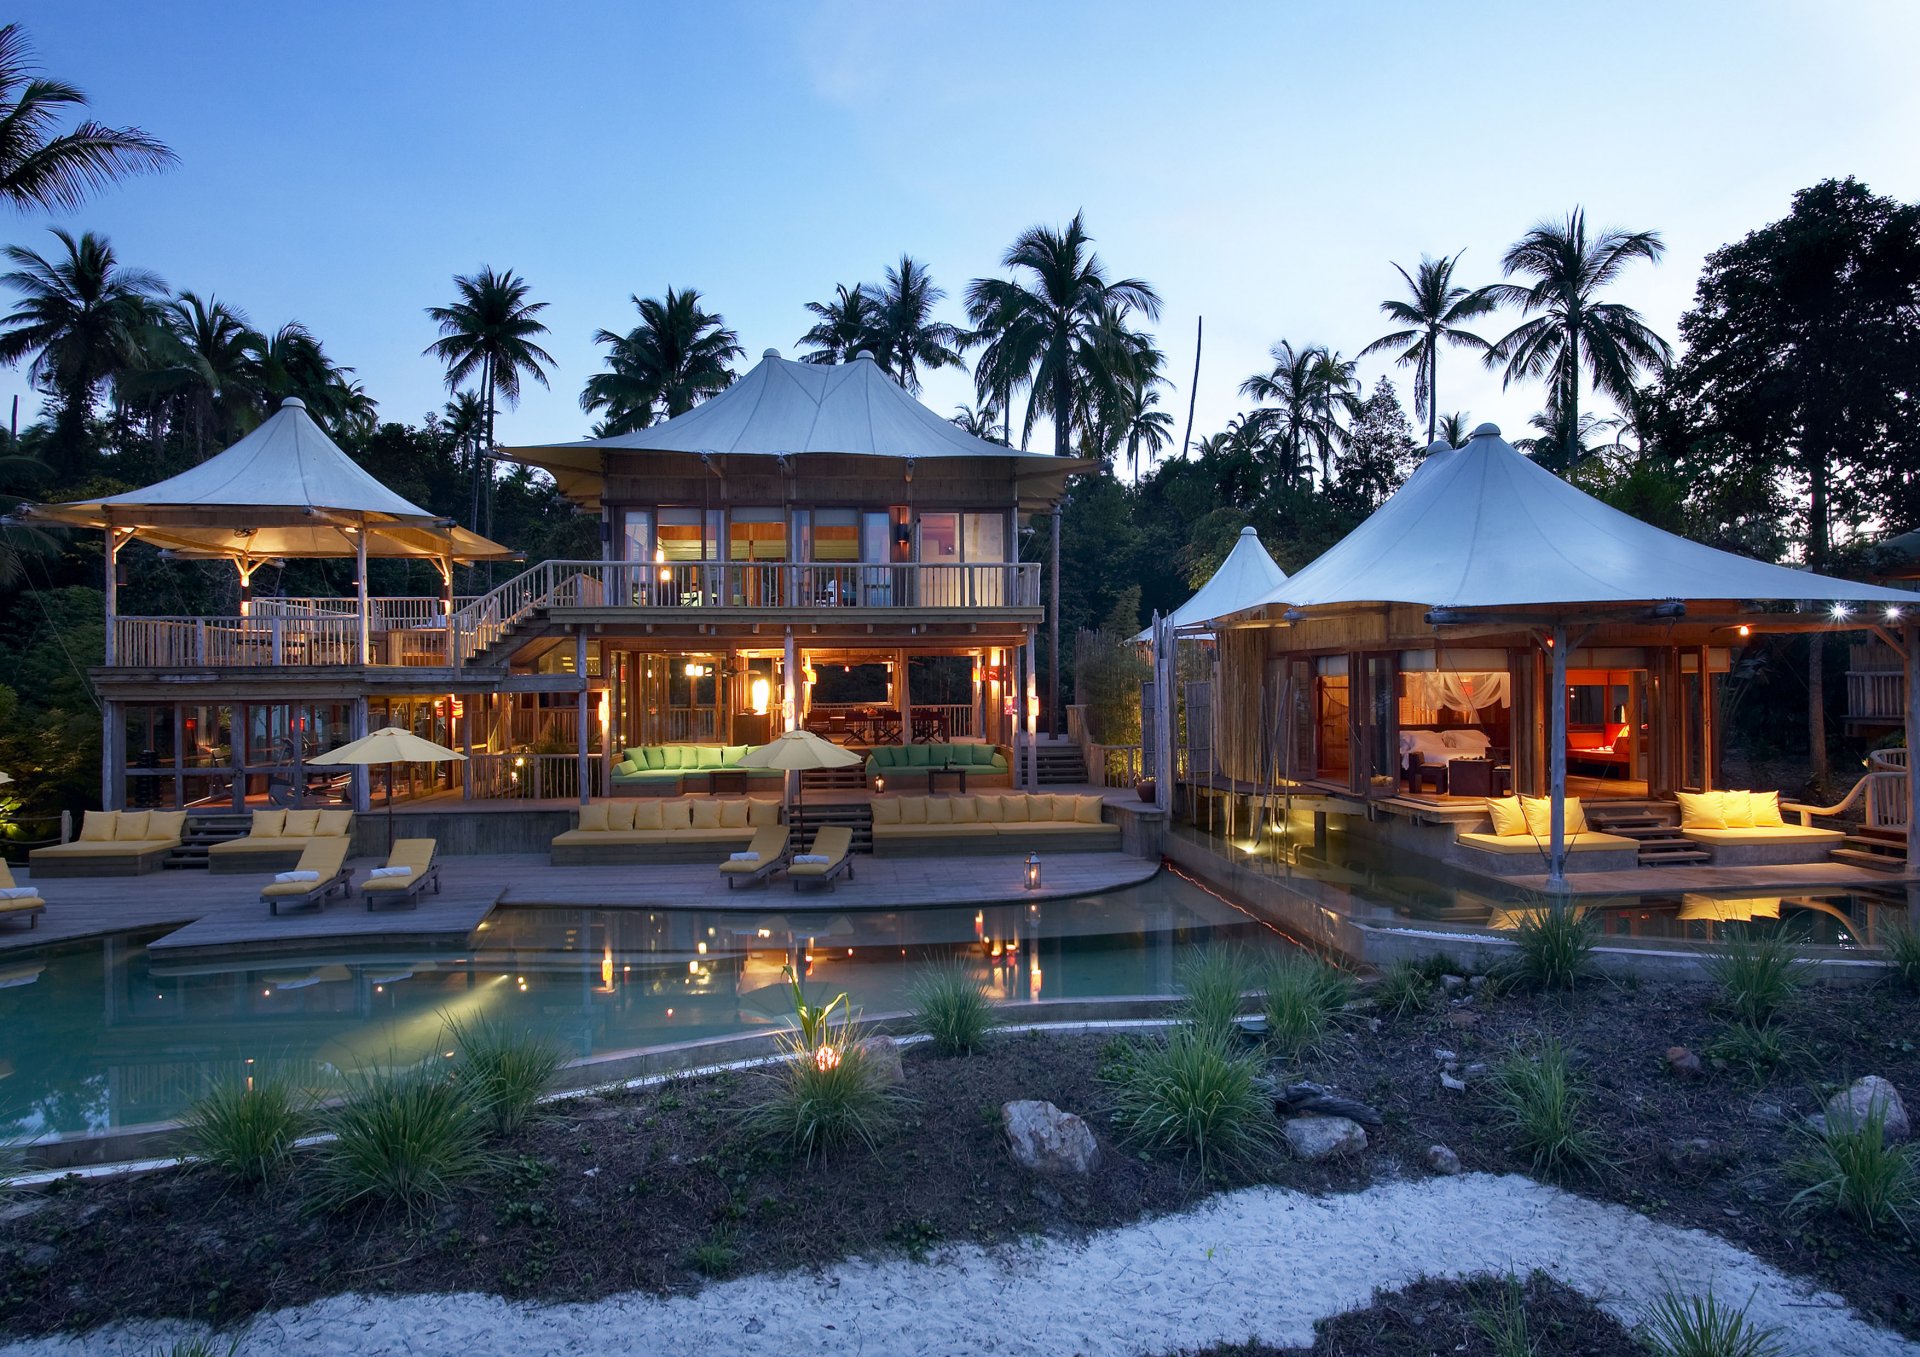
[1137,526,1288,640]
[1240,423,1914,614]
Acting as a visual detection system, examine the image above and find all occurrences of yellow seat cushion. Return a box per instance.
[1718,790,1755,829]
[605,800,638,832]
[146,811,187,842]
[974,795,1005,824]
[924,797,953,825]
[316,809,353,837]
[719,800,751,830]
[0,897,43,913]
[898,797,928,825]
[77,810,120,842]
[689,800,723,830]
[1677,791,1726,830]
[1484,797,1527,837]
[630,800,664,831]
[1680,826,1844,845]
[950,796,978,824]
[1457,830,1638,855]
[577,803,613,833]
[1073,795,1104,825]
[282,809,322,837]
[660,800,693,830]
[748,799,780,828]
[1751,790,1786,828]
[113,812,152,841]
[998,795,1030,824]
[871,798,901,825]
[36,840,160,858]
[250,809,288,839]
[1519,795,1588,837]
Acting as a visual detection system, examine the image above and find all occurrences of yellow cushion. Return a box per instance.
[690,800,723,830]
[78,810,120,842]
[1074,795,1104,825]
[660,800,693,830]
[1485,797,1527,837]
[719,800,750,829]
[1682,825,1843,845]
[147,810,187,841]
[999,795,1030,824]
[630,799,664,831]
[281,809,321,837]
[924,796,953,825]
[748,799,779,828]
[1751,790,1786,828]
[114,811,152,841]
[871,798,901,826]
[974,794,1005,824]
[577,803,613,833]
[606,800,638,832]
[898,796,928,825]
[1677,791,1726,830]
[315,810,353,837]
[950,796,978,824]
[1519,795,1587,837]
[251,809,287,839]
[1719,790,1754,829]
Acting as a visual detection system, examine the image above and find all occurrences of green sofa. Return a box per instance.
[864,743,1010,787]
[612,744,783,790]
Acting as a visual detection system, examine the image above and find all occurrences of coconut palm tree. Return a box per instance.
[1306,348,1362,482]
[797,283,880,365]
[441,390,488,499]
[1239,341,1322,489]
[949,401,1005,441]
[0,227,163,476]
[161,291,256,458]
[580,287,740,437]
[0,23,174,214]
[1358,252,1496,445]
[1486,209,1671,474]
[1435,411,1473,448]
[860,255,968,393]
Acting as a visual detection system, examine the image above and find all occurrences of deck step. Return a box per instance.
[164,813,253,869]
[1830,846,1907,872]
[1032,745,1089,785]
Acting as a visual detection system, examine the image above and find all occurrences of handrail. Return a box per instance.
[1784,768,1908,834]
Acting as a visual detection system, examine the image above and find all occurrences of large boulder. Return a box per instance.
[1819,1076,1910,1141]
[1282,1114,1367,1162]
[1002,1100,1100,1175]
[852,1035,905,1087]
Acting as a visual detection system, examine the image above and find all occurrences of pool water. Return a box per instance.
[0,872,1292,1137]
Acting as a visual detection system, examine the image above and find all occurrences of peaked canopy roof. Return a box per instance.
[19,399,516,563]
[1136,526,1288,641]
[1236,423,1913,617]
[504,349,1092,511]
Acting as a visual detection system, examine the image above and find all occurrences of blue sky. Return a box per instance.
[8,0,1919,463]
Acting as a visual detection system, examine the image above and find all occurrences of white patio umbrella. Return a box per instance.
[308,726,466,850]
[733,729,860,827]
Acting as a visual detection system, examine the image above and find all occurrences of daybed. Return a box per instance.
[1567,722,1631,775]
[0,862,45,929]
[1675,790,1844,865]
[869,793,1119,857]
[207,808,355,873]
[1398,729,1497,794]
[610,744,783,793]
[1449,795,1640,874]
[720,826,790,889]
[864,743,1011,789]
[361,838,440,910]
[790,825,854,892]
[29,810,187,878]
[260,838,354,914]
[551,796,782,866]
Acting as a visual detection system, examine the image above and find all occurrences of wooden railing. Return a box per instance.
[1846,669,1906,722]
[465,751,604,800]
[115,616,363,668]
[1786,747,1908,839]
[253,596,481,628]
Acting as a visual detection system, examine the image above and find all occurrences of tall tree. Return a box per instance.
[425,267,554,533]
[797,283,879,365]
[0,23,174,214]
[860,255,968,392]
[1435,411,1473,448]
[1358,251,1495,444]
[0,227,162,477]
[1334,377,1417,509]
[580,287,740,437]
[1486,209,1671,474]
[1305,348,1362,483]
[160,291,256,458]
[1239,341,1331,489]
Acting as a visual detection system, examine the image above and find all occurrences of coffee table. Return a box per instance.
[927,766,968,794]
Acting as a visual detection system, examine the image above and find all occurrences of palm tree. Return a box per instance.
[1358,252,1496,444]
[0,24,174,213]
[1239,341,1321,489]
[0,227,163,475]
[797,283,880,365]
[580,287,740,437]
[949,401,1005,441]
[442,390,488,499]
[860,255,968,393]
[1435,411,1473,448]
[162,291,256,458]
[1486,209,1671,474]
[425,267,554,532]
[1306,348,1362,482]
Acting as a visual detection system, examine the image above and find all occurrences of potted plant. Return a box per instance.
[1135,777,1157,802]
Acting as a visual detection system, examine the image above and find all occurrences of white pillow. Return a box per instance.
[1451,729,1492,754]
[0,887,37,900]
[369,866,413,879]
[273,870,320,883]
[728,852,760,862]
[793,853,831,865]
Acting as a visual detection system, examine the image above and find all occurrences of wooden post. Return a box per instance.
[1905,622,1917,855]
[1155,613,1175,814]
[1024,629,1040,789]
[576,629,591,805]
[895,646,911,745]
[1548,621,1569,890]
[355,523,371,666]
[784,629,799,734]
[101,700,121,810]
[350,698,370,812]
[103,525,124,665]
[461,691,474,801]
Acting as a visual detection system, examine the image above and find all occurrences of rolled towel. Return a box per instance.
[368,866,414,879]
[793,853,831,865]
[0,886,37,900]
[273,870,321,883]
[727,851,760,862]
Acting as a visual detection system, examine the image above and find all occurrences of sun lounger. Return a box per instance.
[789,825,854,893]
[259,838,353,915]
[0,863,45,930]
[720,826,790,889]
[361,838,440,910]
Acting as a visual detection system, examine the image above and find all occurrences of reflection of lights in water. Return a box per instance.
[696,941,707,955]
[601,948,614,988]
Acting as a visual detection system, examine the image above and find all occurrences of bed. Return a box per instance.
[1399,729,1496,793]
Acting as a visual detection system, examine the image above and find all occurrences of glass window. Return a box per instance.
[620,509,652,563]
[811,509,860,563]
[919,512,959,562]
[657,508,713,562]
[729,508,786,562]
[963,513,1006,562]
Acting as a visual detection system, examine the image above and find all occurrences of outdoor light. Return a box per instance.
[685,660,703,678]
[1024,852,1042,891]
[814,1044,842,1072]
[656,546,669,582]
[750,676,772,715]
[1831,602,1853,620]
[874,774,886,793]
[1737,624,1751,637]
[1887,606,1904,622]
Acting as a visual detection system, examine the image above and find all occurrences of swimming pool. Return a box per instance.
[0,871,1292,1138]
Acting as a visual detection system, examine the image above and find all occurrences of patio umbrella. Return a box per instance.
[308,725,466,851]
[733,729,860,827]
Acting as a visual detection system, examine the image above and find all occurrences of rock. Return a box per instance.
[1748,1100,1790,1128]
[1440,974,1466,993]
[1446,1010,1480,1029]
[1468,974,1490,990]
[1821,1076,1911,1140]
[1001,1100,1101,1175]
[1425,1144,1461,1175]
[1439,1072,1467,1092]
[1273,1082,1384,1127]
[1431,1048,1459,1063]
[1665,1046,1703,1079]
[1663,1137,1725,1177]
[1282,1114,1368,1162]
[852,1035,905,1087]
[1465,1062,1487,1075]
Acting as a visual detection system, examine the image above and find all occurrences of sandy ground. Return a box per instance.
[6,1173,1915,1357]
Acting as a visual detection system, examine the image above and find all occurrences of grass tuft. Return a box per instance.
[684,1229,741,1277]
[1468,1272,1534,1357]
[1639,1283,1788,1357]
[1703,1022,1797,1087]
[1175,946,1255,1042]
[1789,1102,1918,1236]
[1373,959,1437,1018]
[906,962,994,1056]
[1511,901,1596,991]
[446,1014,567,1138]
[749,1021,904,1164]
[1103,1025,1275,1178]
[311,1066,492,1216]
[181,1078,306,1185]
[1486,1038,1605,1181]
[1702,928,1807,1027]
[1260,953,1354,1060]
[1883,920,1920,992]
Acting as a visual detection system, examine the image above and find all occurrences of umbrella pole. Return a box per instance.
[385,762,395,854]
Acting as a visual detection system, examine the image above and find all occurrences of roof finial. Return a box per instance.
[281,397,307,411]
[762,348,780,360]
[1468,422,1500,440]
[851,349,875,363]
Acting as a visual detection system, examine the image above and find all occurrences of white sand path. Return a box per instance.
[6,1173,1914,1356]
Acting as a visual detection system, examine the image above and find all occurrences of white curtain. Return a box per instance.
[1406,670,1510,716]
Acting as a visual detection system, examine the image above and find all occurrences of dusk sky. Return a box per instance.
[9,1,1919,462]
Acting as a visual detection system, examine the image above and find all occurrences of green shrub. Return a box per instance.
[1261,953,1354,1059]
[685,1230,741,1277]
[1884,920,1920,992]
[1703,928,1807,1027]
[181,1077,306,1185]
[446,1014,567,1137]
[1704,1022,1796,1086]
[1373,959,1437,1018]
[1789,1103,1917,1235]
[1104,1026,1275,1177]
[312,1067,492,1216]
[907,962,994,1056]
[1487,1039,1604,1181]
[1175,946,1254,1042]
[1468,1273,1533,1357]
[749,1022,903,1164]
[1511,901,1596,991]
[1639,1283,1788,1357]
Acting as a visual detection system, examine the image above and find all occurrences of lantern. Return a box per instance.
[1024,852,1042,891]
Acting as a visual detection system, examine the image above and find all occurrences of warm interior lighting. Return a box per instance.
[601,947,614,988]
[655,546,669,582]
[1736,624,1751,637]
[750,676,772,715]
[685,660,703,678]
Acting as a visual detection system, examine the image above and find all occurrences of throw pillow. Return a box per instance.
[251,809,287,839]
[78,810,120,842]
[577,803,612,833]
[1485,797,1527,837]
[1750,790,1787,827]
[1676,791,1726,830]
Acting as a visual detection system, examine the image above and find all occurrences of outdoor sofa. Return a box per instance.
[207,808,355,873]
[1449,795,1640,874]
[869,792,1119,857]
[29,810,188,878]
[1675,790,1844,865]
[864,742,1010,789]
[610,744,783,794]
[551,795,782,865]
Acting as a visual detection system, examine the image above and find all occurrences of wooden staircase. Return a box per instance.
[166,812,252,869]
[801,763,868,793]
[788,800,874,855]
[1583,799,1711,867]
[1830,831,1908,873]
[1033,741,1089,786]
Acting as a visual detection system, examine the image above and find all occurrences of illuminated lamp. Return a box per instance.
[1024,852,1042,891]
[750,676,772,715]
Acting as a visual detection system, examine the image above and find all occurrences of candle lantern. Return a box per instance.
[1024,852,1042,891]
